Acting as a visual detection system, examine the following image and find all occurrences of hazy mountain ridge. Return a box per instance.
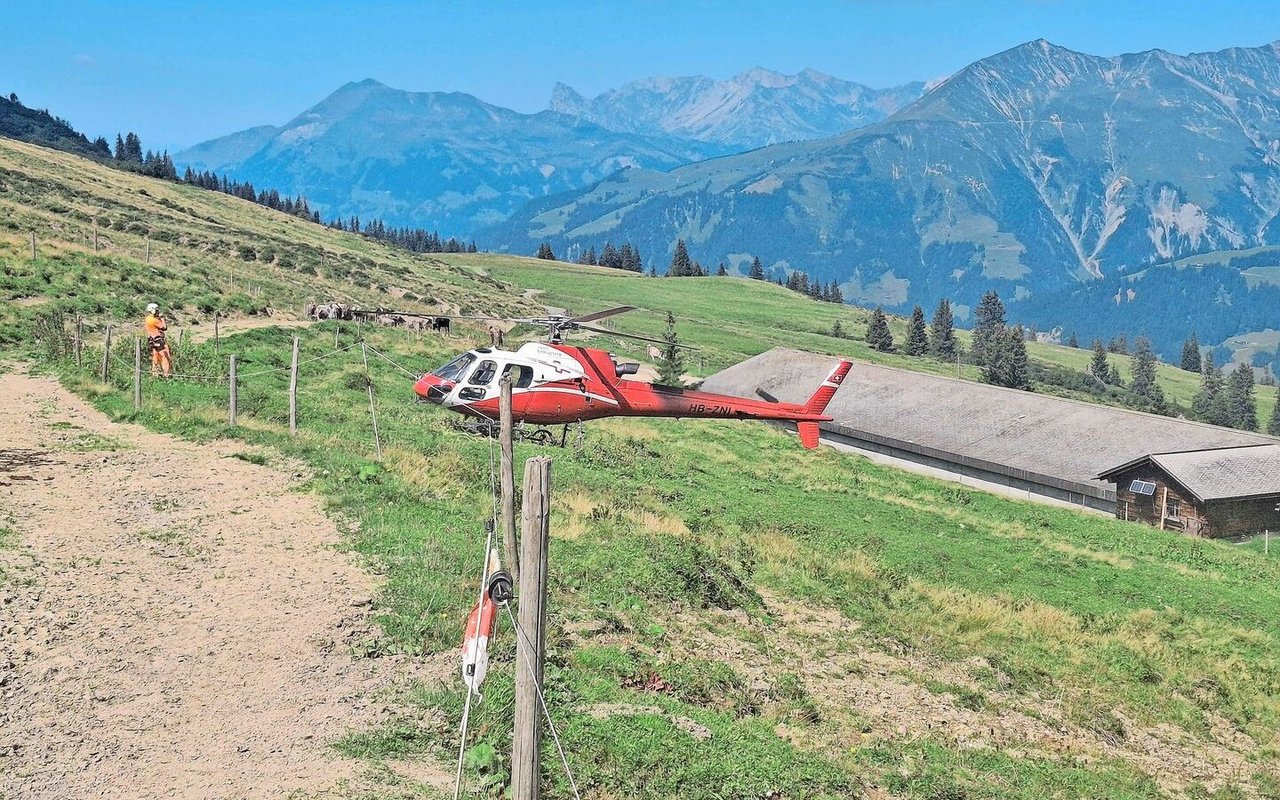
[175,79,731,233]
[549,67,924,150]
[492,39,1280,357]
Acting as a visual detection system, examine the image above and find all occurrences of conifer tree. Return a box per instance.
[1006,326,1030,390]
[1108,363,1125,387]
[1180,332,1202,372]
[536,242,555,260]
[1130,336,1167,413]
[578,246,597,265]
[1193,359,1229,426]
[1108,335,1129,355]
[1089,340,1110,384]
[748,256,765,280]
[1067,332,1079,348]
[929,298,957,360]
[1267,386,1280,436]
[865,307,893,352]
[655,312,685,386]
[1227,362,1258,431]
[971,291,1006,366]
[669,239,692,277]
[114,133,126,161]
[600,242,619,268]
[716,262,727,276]
[904,305,928,356]
[829,281,844,304]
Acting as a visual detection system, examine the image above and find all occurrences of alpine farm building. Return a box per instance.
[702,348,1278,526]
[1098,445,1280,538]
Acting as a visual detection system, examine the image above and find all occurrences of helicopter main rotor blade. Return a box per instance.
[576,323,701,351]
[568,306,636,325]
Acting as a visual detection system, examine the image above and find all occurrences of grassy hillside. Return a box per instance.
[4,138,1280,799]
[0,137,533,345]
[438,253,1278,428]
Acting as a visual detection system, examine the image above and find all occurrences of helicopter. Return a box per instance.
[413,306,851,448]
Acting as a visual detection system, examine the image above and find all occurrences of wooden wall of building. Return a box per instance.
[1109,464,1209,537]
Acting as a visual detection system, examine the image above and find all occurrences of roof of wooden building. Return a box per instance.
[1099,444,1280,502]
[702,348,1277,494]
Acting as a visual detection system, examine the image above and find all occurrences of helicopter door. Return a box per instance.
[458,359,498,402]
[501,364,535,413]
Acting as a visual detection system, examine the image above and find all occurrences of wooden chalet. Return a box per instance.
[1098,445,1280,538]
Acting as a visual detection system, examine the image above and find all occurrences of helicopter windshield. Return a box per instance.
[431,353,476,383]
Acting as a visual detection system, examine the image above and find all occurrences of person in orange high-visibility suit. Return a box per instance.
[143,303,172,377]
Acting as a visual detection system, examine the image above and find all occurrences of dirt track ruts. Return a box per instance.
[0,369,395,799]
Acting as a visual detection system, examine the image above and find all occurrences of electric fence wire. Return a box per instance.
[501,600,582,800]
[362,343,422,380]
[452,400,503,800]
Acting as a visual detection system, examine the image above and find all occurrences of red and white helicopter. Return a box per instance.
[414,306,850,448]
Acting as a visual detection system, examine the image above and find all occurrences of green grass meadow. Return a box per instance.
[4,139,1280,798]
[32,319,1279,799]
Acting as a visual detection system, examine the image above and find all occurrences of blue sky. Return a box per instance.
[3,0,1276,151]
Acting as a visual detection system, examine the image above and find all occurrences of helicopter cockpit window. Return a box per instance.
[502,364,534,389]
[431,353,475,382]
[469,360,498,386]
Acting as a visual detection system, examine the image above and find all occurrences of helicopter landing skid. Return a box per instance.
[452,419,560,447]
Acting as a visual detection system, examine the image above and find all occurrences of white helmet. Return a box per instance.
[146,303,159,313]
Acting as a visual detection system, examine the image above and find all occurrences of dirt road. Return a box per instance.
[0,369,394,799]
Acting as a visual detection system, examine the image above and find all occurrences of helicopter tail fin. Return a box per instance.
[797,421,821,449]
[803,360,852,416]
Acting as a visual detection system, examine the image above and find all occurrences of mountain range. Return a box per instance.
[549,68,923,150]
[174,67,909,234]
[491,39,1280,358]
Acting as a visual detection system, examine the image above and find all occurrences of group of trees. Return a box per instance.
[969,292,1031,390]
[1193,359,1264,431]
[326,216,475,254]
[577,242,644,272]
[864,298,961,360]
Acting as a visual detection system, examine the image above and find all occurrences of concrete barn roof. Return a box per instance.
[1100,445,1280,503]
[702,348,1277,494]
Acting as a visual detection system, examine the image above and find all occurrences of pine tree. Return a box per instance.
[114,133,126,161]
[865,307,893,352]
[929,298,957,360]
[1193,360,1229,426]
[1067,332,1079,348]
[829,281,844,304]
[600,242,620,268]
[1227,362,1258,431]
[669,239,692,277]
[1089,340,1110,384]
[831,320,845,339]
[578,246,597,265]
[716,262,728,276]
[123,132,143,163]
[536,243,555,260]
[1180,332,1202,372]
[619,243,637,272]
[904,305,928,356]
[1108,335,1129,355]
[971,291,1006,366]
[747,256,765,280]
[655,312,685,386]
[1129,336,1166,413]
[984,326,1030,390]
[1267,386,1280,436]
[1006,326,1030,390]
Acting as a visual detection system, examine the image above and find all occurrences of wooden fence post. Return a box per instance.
[360,342,383,460]
[100,325,112,382]
[228,355,238,426]
[29,231,36,261]
[213,310,220,355]
[74,316,83,368]
[145,240,151,264]
[92,217,98,253]
[512,456,552,800]
[288,335,300,435]
[500,375,519,583]
[133,337,142,410]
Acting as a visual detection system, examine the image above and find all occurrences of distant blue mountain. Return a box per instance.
[550,68,923,151]
[175,79,731,233]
